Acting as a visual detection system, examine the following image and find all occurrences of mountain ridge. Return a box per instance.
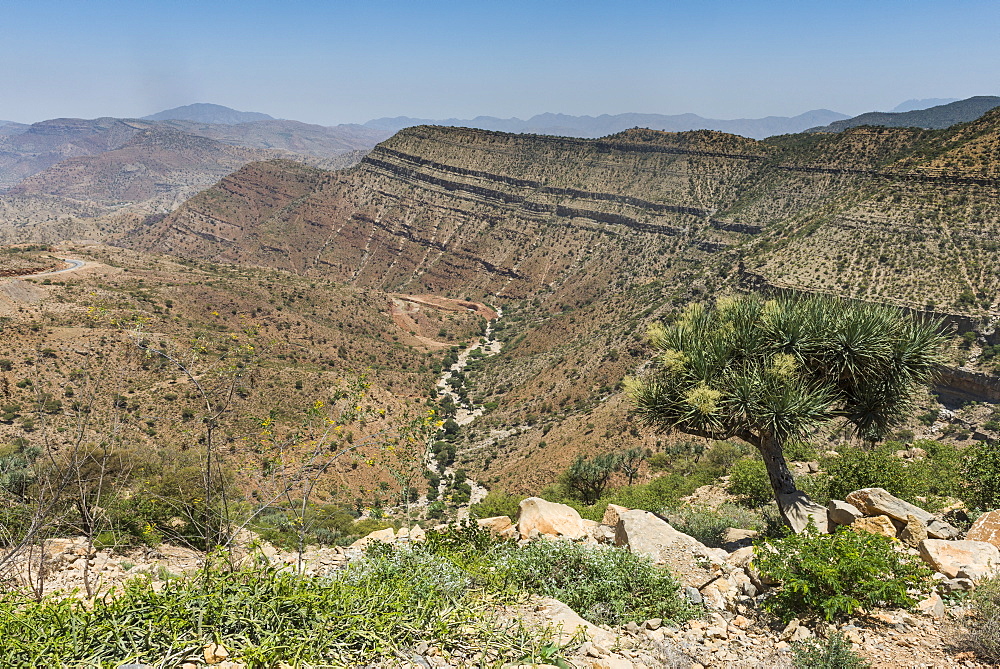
[809,96,1000,133]
[892,98,959,113]
[362,109,849,140]
[142,102,275,124]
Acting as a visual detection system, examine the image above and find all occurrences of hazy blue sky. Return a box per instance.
[2,0,998,125]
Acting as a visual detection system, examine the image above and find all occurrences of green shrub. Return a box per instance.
[967,575,1000,662]
[418,522,693,627]
[754,526,932,622]
[794,470,831,506]
[664,503,782,547]
[603,472,703,513]
[470,489,521,520]
[251,504,360,549]
[963,441,1000,511]
[0,557,557,666]
[701,440,752,476]
[492,538,693,626]
[560,452,621,504]
[783,440,819,462]
[792,631,870,668]
[727,458,773,507]
[823,440,964,509]
[825,445,918,502]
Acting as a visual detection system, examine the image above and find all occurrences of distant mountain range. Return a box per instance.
[142,103,275,125]
[3,97,998,235]
[362,109,850,140]
[891,98,958,113]
[809,96,1000,133]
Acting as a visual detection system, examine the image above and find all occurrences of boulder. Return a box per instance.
[916,593,945,618]
[476,515,515,538]
[601,503,630,527]
[349,527,396,548]
[967,510,1000,549]
[516,497,586,540]
[591,524,617,544]
[826,499,863,526]
[850,515,898,539]
[779,491,831,533]
[720,527,758,552]
[726,546,756,569]
[533,596,617,647]
[846,488,959,539]
[613,509,705,559]
[918,539,1000,582]
[579,519,600,544]
[900,514,928,548]
[203,643,229,665]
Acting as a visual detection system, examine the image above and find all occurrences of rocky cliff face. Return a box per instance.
[126,126,770,303]
[126,117,1000,315]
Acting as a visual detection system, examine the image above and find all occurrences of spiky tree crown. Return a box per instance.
[628,294,944,444]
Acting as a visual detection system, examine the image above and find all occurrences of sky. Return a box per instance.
[1,0,998,125]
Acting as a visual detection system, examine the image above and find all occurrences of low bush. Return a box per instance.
[824,445,916,502]
[663,503,783,547]
[541,471,706,521]
[421,521,694,626]
[795,471,832,506]
[963,441,1000,511]
[603,472,703,513]
[469,489,521,520]
[727,458,773,507]
[754,526,932,622]
[792,631,870,668]
[967,575,1000,662]
[0,547,564,666]
[491,535,694,626]
[822,440,964,510]
[251,504,363,548]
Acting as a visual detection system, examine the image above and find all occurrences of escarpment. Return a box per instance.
[125,115,1000,315]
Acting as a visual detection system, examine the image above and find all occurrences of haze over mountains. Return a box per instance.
[1,94,997,249]
[142,102,275,125]
[361,109,850,140]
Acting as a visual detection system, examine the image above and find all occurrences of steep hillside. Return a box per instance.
[8,127,282,209]
[127,126,764,301]
[0,117,142,189]
[0,244,486,501]
[129,117,1000,315]
[119,119,1000,492]
[754,111,1000,313]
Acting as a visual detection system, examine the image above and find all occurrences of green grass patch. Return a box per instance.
[0,522,695,666]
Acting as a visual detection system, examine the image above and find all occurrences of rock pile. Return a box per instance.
[821,487,998,591]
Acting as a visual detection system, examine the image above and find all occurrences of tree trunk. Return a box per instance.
[757,434,829,534]
[757,434,797,499]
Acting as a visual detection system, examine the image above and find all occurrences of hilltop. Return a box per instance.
[141,102,275,124]
[808,95,1000,133]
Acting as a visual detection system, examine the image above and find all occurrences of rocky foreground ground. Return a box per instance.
[6,488,998,668]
